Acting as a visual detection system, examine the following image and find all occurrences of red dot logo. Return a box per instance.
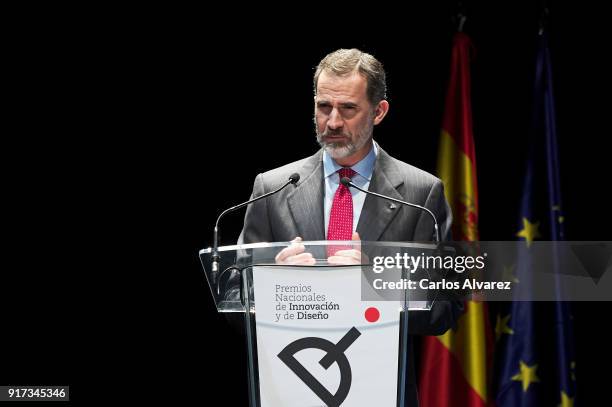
[364,307,380,323]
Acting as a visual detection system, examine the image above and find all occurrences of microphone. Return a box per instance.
[340,177,441,243]
[211,173,300,277]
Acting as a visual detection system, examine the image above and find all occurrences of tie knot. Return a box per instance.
[338,167,356,180]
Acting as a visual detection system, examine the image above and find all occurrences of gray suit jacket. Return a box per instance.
[239,145,452,244]
[238,144,462,406]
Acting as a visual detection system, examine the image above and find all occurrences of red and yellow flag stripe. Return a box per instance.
[419,32,493,407]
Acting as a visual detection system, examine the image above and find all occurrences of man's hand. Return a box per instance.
[275,237,316,265]
[327,232,365,265]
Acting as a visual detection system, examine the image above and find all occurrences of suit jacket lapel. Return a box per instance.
[357,146,404,241]
[287,150,326,241]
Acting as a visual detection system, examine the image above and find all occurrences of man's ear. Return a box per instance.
[373,100,389,125]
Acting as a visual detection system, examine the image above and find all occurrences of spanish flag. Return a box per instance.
[418,32,494,407]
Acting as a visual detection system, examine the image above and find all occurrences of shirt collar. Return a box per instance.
[323,140,378,181]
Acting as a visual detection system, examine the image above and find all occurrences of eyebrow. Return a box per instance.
[316,100,358,108]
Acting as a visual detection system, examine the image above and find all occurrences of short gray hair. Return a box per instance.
[314,48,387,106]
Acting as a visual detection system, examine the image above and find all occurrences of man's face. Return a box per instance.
[314,71,375,160]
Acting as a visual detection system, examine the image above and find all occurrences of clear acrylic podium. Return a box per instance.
[200,241,445,407]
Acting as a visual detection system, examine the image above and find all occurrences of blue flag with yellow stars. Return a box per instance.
[494,31,577,406]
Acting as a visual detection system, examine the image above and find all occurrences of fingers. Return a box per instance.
[327,255,360,265]
[275,244,305,263]
[327,249,362,265]
[276,251,316,265]
[332,249,361,259]
[351,231,362,252]
[284,252,316,265]
[275,237,315,265]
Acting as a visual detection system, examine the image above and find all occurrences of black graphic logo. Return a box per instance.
[277,327,361,407]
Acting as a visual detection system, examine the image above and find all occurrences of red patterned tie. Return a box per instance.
[327,168,356,255]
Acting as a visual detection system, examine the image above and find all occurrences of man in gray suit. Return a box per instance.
[238,49,461,406]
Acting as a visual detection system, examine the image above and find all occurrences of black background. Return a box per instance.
[3,1,610,404]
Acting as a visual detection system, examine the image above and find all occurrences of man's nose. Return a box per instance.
[327,108,343,130]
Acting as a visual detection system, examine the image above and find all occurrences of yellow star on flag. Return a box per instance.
[558,390,574,407]
[502,264,519,283]
[516,217,541,247]
[495,314,514,341]
[552,205,565,226]
[511,360,540,392]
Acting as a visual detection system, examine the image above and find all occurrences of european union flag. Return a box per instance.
[494,31,577,406]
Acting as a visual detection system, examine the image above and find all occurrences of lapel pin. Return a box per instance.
[389,203,397,210]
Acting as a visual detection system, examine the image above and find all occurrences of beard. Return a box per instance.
[315,118,374,160]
